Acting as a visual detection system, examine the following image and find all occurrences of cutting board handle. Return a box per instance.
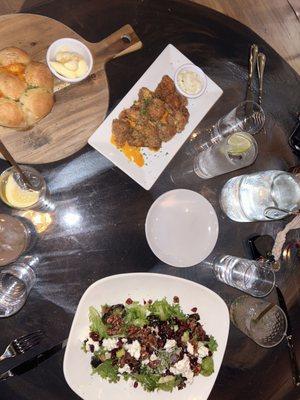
[88,24,143,70]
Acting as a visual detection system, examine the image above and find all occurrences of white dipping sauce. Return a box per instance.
[177,70,202,95]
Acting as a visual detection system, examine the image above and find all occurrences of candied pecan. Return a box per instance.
[106,315,123,335]
[191,307,197,313]
[127,325,142,339]
[126,298,133,305]
[140,345,149,359]
[194,325,205,341]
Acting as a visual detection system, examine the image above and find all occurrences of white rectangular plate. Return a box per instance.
[64,273,230,400]
[88,44,223,190]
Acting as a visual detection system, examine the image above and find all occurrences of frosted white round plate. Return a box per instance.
[145,189,219,267]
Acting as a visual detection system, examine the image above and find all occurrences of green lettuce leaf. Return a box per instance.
[157,375,180,392]
[92,359,119,383]
[206,336,218,353]
[125,302,148,327]
[132,372,160,392]
[200,356,214,376]
[89,306,108,339]
[149,298,186,321]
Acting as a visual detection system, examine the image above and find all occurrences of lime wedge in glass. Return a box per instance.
[227,132,252,156]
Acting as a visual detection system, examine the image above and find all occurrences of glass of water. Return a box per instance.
[213,254,275,297]
[230,295,287,347]
[0,256,38,317]
[0,166,49,210]
[212,100,265,139]
[220,170,300,222]
[0,214,36,267]
[185,100,265,156]
[194,131,258,179]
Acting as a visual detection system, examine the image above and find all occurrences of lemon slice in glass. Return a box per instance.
[227,132,252,156]
[5,174,39,208]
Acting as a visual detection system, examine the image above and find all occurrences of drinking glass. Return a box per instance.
[220,170,300,222]
[213,254,275,297]
[230,295,287,347]
[0,165,48,210]
[212,100,265,139]
[185,101,265,156]
[193,131,258,179]
[0,214,36,267]
[0,256,38,317]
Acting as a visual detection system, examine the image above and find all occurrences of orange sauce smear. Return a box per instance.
[0,63,26,81]
[111,134,144,167]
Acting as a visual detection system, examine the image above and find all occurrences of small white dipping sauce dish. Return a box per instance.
[174,63,207,98]
[46,38,93,83]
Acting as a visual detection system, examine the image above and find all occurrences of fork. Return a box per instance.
[0,330,44,362]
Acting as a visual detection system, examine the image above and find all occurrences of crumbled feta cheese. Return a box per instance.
[86,338,100,352]
[102,338,118,351]
[197,343,209,362]
[164,339,177,352]
[105,352,112,359]
[118,364,131,374]
[150,353,158,361]
[125,340,141,360]
[187,342,194,355]
[121,338,128,343]
[142,359,149,366]
[170,354,194,384]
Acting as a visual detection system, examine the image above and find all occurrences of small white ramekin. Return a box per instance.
[46,38,93,83]
[174,63,207,98]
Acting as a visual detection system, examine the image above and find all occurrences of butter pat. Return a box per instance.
[51,49,88,79]
[177,70,202,95]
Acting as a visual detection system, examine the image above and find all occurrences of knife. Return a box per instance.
[0,339,67,382]
[245,44,259,114]
[276,286,300,386]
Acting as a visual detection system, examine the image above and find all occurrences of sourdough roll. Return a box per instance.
[0,98,25,128]
[0,47,54,128]
[0,47,31,66]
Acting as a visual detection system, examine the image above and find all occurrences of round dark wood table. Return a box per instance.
[0,1,300,399]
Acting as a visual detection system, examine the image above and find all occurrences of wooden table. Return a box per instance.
[0,1,300,400]
[0,0,299,74]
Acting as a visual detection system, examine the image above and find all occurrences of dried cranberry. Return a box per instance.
[89,332,99,341]
[134,381,138,388]
[126,298,133,305]
[193,365,201,375]
[91,356,101,368]
[208,350,212,357]
[173,296,179,303]
[191,307,197,312]
[89,344,95,353]
[157,338,165,348]
[149,360,160,369]
[148,299,153,304]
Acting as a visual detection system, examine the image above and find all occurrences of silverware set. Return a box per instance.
[246,44,266,107]
[0,330,43,362]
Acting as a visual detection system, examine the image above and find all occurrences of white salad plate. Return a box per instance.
[64,273,229,400]
[88,44,223,190]
[145,189,219,267]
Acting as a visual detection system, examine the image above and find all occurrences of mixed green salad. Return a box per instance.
[82,297,218,392]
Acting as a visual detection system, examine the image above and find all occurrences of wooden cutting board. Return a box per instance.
[0,13,142,164]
